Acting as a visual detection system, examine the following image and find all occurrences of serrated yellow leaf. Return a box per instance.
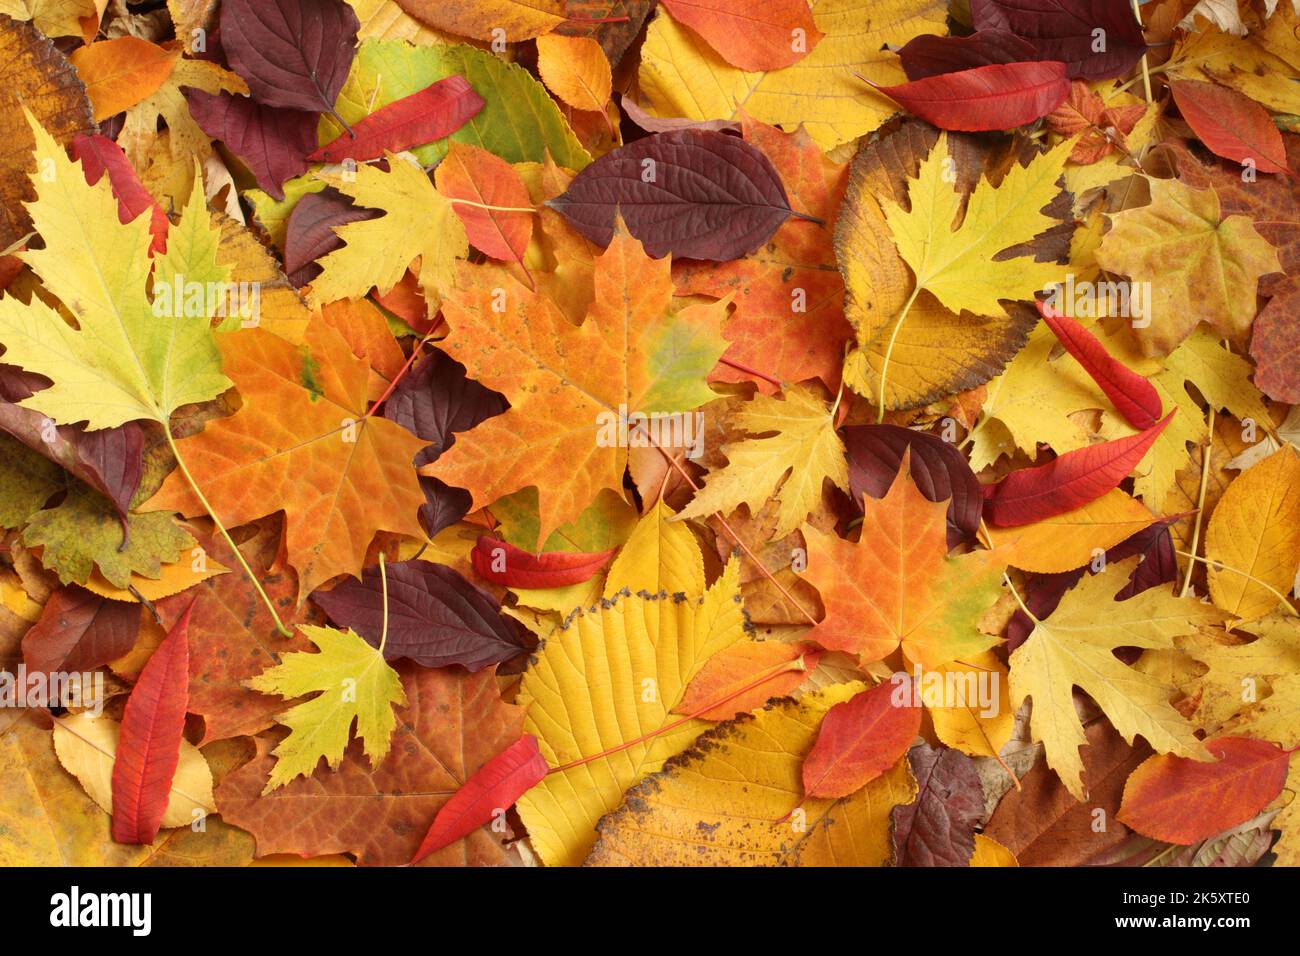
[1010,559,1225,800]
[309,151,467,311]
[0,116,230,429]
[635,0,946,153]
[517,560,746,866]
[0,0,98,39]
[586,682,917,865]
[246,625,406,793]
[674,384,848,537]
[604,500,705,599]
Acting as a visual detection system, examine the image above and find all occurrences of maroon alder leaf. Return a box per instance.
[283,186,381,287]
[971,0,1148,81]
[312,559,532,671]
[842,423,981,547]
[70,134,169,254]
[890,741,985,866]
[0,364,144,527]
[185,91,319,201]
[1005,516,1179,651]
[546,128,800,261]
[309,76,484,164]
[982,412,1173,527]
[872,60,1071,132]
[21,586,141,683]
[219,0,359,116]
[381,349,508,466]
[897,30,1040,80]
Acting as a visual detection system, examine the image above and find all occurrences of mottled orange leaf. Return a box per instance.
[673,640,822,721]
[434,141,533,262]
[70,37,179,123]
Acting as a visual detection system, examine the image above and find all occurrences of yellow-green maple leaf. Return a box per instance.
[246,625,406,793]
[0,115,230,430]
[1010,559,1227,800]
[309,151,467,310]
[517,560,746,867]
[674,384,848,537]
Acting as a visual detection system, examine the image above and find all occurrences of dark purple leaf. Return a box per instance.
[185,91,318,201]
[971,0,1147,81]
[890,741,984,867]
[21,585,141,679]
[219,0,359,115]
[283,186,380,286]
[381,349,507,467]
[898,30,1040,80]
[417,476,472,539]
[545,128,799,261]
[313,559,531,671]
[0,364,143,525]
[1006,517,1179,651]
[842,424,981,547]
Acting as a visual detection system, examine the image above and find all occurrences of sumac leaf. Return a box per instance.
[70,134,168,253]
[1169,80,1290,176]
[309,76,484,164]
[471,536,616,589]
[546,128,798,261]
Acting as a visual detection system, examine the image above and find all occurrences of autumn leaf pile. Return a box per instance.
[1,0,1299,870]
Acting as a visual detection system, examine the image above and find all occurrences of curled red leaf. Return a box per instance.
[871,60,1070,132]
[470,536,616,589]
[309,76,485,164]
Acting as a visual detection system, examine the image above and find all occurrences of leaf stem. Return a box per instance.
[1131,0,1153,103]
[446,198,537,215]
[163,423,291,637]
[1172,550,1299,617]
[1002,571,1038,624]
[875,285,922,423]
[378,552,390,655]
[1180,407,1215,597]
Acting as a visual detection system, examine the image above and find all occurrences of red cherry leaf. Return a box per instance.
[871,60,1070,132]
[982,412,1173,527]
[1037,299,1161,429]
[309,76,484,164]
[110,602,192,845]
[411,734,549,864]
[802,678,922,799]
[1169,80,1291,176]
[470,536,616,589]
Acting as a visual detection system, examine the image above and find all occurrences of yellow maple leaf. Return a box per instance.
[310,151,467,311]
[674,384,848,538]
[586,682,917,866]
[246,625,406,793]
[1010,558,1226,800]
[517,560,746,867]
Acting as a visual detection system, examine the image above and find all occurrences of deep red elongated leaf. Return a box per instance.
[0,364,144,525]
[220,0,358,114]
[971,0,1147,81]
[309,76,484,164]
[890,741,984,866]
[842,423,982,547]
[1005,516,1179,650]
[872,60,1070,132]
[470,536,616,589]
[546,128,798,261]
[21,585,141,678]
[185,91,319,201]
[381,349,507,467]
[1037,300,1161,429]
[312,559,531,670]
[283,186,381,287]
[1118,737,1292,845]
[411,734,549,864]
[897,29,1040,80]
[1169,80,1290,176]
[982,413,1173,527]
[69,133,168,253]
[802,677,921,798]
[110,603,192,845]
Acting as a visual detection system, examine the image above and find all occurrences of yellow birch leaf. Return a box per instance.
[585,682,918,865]
[517,560,746,867]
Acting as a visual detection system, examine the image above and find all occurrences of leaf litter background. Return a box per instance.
[0,0,1298,868]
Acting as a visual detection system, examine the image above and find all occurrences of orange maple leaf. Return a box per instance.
[802,457,1005,669]
[147,317,428,601]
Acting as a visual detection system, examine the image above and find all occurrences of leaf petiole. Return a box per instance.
[162,423,292,637]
